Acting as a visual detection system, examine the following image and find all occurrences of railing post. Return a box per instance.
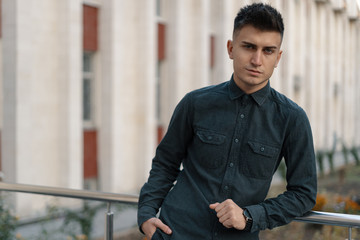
[348,227,352,240]
[105,202,114,240]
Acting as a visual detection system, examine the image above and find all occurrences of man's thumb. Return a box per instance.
[209,202,219,209]
[155,219,172,235]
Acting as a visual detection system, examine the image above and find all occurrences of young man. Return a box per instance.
[138,3,317,240]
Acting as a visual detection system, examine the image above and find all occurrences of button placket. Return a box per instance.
[220,98,248,200]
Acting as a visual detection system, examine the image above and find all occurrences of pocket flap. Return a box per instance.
[196,130,226,145]
[248,141,279,158]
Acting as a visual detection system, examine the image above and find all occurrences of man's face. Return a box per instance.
[227,25,283,94]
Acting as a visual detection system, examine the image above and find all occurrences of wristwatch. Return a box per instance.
[243,209,253,232]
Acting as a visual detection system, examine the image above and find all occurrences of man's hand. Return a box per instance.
[141,217,172,239]
[209,199,246,230]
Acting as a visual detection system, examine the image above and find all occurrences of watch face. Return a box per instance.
[244,209,252,220]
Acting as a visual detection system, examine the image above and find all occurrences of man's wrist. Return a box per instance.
[242,208,253,232]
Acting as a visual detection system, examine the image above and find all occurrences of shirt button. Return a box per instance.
[229,162,234,168]
[234,138,239,143]
[260,147,265,152]
[224,185,229,191]
[240,114,245,119]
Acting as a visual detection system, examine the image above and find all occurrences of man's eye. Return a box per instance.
[243,44,254,49]
[264,49,274,54]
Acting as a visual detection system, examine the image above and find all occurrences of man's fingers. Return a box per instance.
[154,219,172,235]
[141,218,157,239]
[210,199,245,230]
[141,218,172,239]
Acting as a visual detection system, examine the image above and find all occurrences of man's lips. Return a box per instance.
[246,68,262,76]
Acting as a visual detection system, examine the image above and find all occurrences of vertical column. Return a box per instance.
[2,0,82,216]
[297,0,308,109]
[1,0,16,182]
[332,12,342,148]
[280,0,295,99]
[304,0,318,147]
[327,5,337,150]
[57,0,83,190]
[0,0,3,170]
[268,0,283,91]
[168,1,208,98]
[162,0,210,124]
[134,0,157,187]
[192,0,210,88]
[162,0,185,122]
[316,2,327,149]
[342,14,351,146]
[356,21,360,146]
[346,20,356,147]
[209,0,234,85]
[99,0,156,193]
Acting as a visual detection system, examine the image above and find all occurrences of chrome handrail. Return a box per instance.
[0,182,138,204]
[0,182,138,240]
[295,211,360,240]
[295,211,360,228]
[295,210,360,240]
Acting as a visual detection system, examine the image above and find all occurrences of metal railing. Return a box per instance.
[1,182,360,239]
[295,211,360,240]
[0,182,138,240]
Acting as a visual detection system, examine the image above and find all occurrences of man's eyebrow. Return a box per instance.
[241,41,255,46]
[241,41,278,49]
[264,46,278,50]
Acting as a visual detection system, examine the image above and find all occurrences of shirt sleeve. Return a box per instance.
[137,93,194,229]
[245,108,317,232]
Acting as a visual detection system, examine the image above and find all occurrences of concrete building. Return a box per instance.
[0,0,359,217]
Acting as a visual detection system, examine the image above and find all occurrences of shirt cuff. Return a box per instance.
[137,205,157,233]
[245,204,267,232]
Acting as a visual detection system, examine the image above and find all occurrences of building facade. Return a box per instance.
[0,0,359,217]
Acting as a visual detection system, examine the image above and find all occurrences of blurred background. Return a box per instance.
[0,0,359,239]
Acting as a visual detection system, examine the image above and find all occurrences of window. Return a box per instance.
[156,0,162,17]
[157,22,166,143]
[82,4,98,190]
[83,52,94,124]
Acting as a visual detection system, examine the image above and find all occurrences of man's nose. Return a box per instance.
[251,51,262,66]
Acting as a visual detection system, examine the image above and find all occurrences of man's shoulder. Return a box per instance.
[269,88,307,117]
[189,81,229,98]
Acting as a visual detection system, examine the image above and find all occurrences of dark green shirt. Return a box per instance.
[138,77,317,240]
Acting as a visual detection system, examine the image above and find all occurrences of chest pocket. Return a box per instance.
[193,129,227,169]
[242,140,280,179]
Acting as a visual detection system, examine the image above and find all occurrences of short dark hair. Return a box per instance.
[233,3,284,39]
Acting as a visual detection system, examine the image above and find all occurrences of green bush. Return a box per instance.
[0,195,18,240]
[350,146,360,166]
[316,150,325,177]
[62,201,99,239]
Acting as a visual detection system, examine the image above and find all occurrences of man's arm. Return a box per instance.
[244,109,317,231]
[137,93,194,232]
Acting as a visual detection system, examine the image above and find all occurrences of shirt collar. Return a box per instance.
[251,81,270,106]
[228,75,271,106]
[228,76,246,100]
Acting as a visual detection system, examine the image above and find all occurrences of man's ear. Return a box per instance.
[227,40,234,59]
[274,50,283,68]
